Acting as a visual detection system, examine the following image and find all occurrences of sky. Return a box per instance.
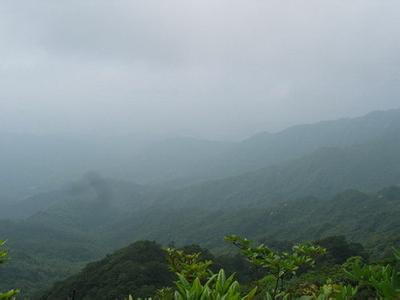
[0,0,399,140]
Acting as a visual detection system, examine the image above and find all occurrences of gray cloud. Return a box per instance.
[0,0,399,140]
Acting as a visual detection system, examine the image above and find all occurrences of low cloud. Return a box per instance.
[0,0,399,139]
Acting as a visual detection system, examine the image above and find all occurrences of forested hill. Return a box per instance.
[2,184,400,297]
[0,178,168,297]
[103,186,400,256]
[38,241,174,300]
[39,236,367,300]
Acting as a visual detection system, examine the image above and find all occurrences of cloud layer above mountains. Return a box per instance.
[1,0,399,139]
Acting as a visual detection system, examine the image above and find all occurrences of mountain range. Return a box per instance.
[1,108,400,297]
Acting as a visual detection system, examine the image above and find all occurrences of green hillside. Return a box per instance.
[38,241,174,300]
[104,187,400,257]
[0,178,167,296]
[2,184,400,297]
[37,236,372,300]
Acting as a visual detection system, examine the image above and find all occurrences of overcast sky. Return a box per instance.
[0,0,399,140]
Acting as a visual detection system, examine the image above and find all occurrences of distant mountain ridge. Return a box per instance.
[1,108,399,210]
[114,108,400,186]
[153,131,400,211]
[188,109,400,180]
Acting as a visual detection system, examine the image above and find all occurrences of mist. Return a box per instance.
[1,0,399,140]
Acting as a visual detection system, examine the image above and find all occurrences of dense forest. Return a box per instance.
[3,234,399,299]
[1,110,400,299]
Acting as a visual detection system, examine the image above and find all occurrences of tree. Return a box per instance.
[163,247,257,300]
[225,235,326,298]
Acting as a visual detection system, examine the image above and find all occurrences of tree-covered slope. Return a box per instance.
[0,177,168,297]
[106,187,400,257]
[2,184,400,297]
[37,235,375,300]
[38,241,174,300]
[0,218,98,297]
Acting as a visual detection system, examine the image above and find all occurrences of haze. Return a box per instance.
[1,0,399,140]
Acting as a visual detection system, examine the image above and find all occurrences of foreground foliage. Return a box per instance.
[0,240,18,300]
[18,234,399,299]
[225,235,326,298]
[126,236,400,300]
